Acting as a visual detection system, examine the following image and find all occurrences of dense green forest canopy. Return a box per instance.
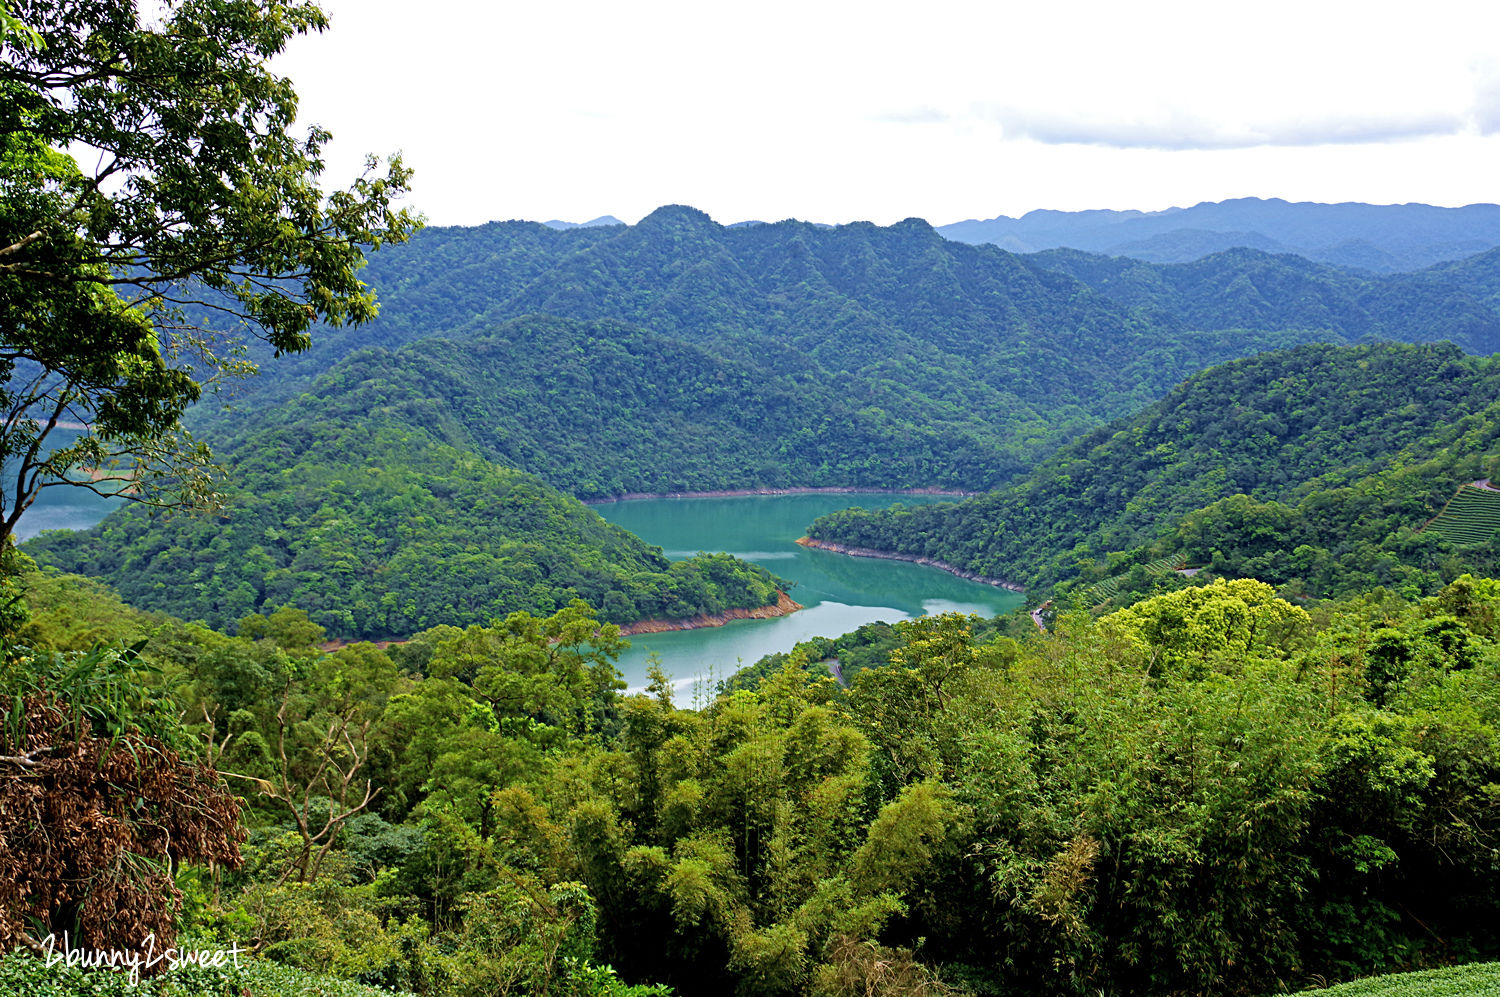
[232,315,1040,496]
[7,567,1500,996]
[223,313,1173,497]
[807,341,1500,604]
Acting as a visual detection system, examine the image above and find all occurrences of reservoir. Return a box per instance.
[16,480,1024,693]
[593,493,1024,693]
[15,486,124,540]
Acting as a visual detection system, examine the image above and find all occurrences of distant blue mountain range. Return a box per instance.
[936,197,1500,273]
[541,215,626,230]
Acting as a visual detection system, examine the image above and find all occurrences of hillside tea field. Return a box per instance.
[1296,962,1500,997]
[1423,484,1500,546]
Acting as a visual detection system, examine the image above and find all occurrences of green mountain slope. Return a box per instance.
[1108,417,1500,606]
[25,410,787,639]
[806,341,1500,599]
[1031,246,1500,353]
[201,206,1500,496]
[251,314,1289,497]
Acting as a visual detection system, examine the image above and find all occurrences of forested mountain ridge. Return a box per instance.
[939,197,1500,271]
[807,341,1500,601]
[61,211,1500,637]
[25,402,788,639]
[1032,245,1500,354]
[197,207,1500,498]
[233,204,1500,380]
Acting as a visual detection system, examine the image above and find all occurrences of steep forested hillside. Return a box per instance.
[1098,416,1500,608]
[26,408,787,639]
[236,314,1328,498]
[1032,246,1500,354]
[239,316,1033,495]
[199,207,1500,499]
[807,342,1500,601]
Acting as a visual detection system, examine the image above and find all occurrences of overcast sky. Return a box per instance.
[275,0,1500,228]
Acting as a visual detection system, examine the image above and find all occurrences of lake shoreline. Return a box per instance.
[586,486,977,504]
[795,537,1026,594]
[618,591,803,635]
[318,591,804,651]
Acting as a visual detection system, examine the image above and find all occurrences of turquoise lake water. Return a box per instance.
[592,494,1023,692]
[15,478,1024,695]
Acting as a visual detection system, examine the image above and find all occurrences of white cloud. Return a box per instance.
[274,0,1500,226]
[969,105,1471,150]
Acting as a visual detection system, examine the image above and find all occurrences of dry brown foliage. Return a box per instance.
[814,935,967,997]
[0,689,245,964]
[1031,835,1101,938]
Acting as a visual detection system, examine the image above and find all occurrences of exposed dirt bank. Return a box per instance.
[319,591,803,650]
[795,537,1025,593]
[618,591,803,635]
[586,487,976,504]
[320,637,406,652]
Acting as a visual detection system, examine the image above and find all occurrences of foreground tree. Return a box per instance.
[0,0,419,543]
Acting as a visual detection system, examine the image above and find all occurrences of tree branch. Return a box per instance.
[0,231,43,258]
[0,747,61,769]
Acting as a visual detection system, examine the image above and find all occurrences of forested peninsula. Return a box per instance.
[793,536,1024,591]
[27,410,791,638]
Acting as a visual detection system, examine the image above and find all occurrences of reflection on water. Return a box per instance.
[631,601,913,694]
[662,550,798,561]
[921,598,1002,617]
